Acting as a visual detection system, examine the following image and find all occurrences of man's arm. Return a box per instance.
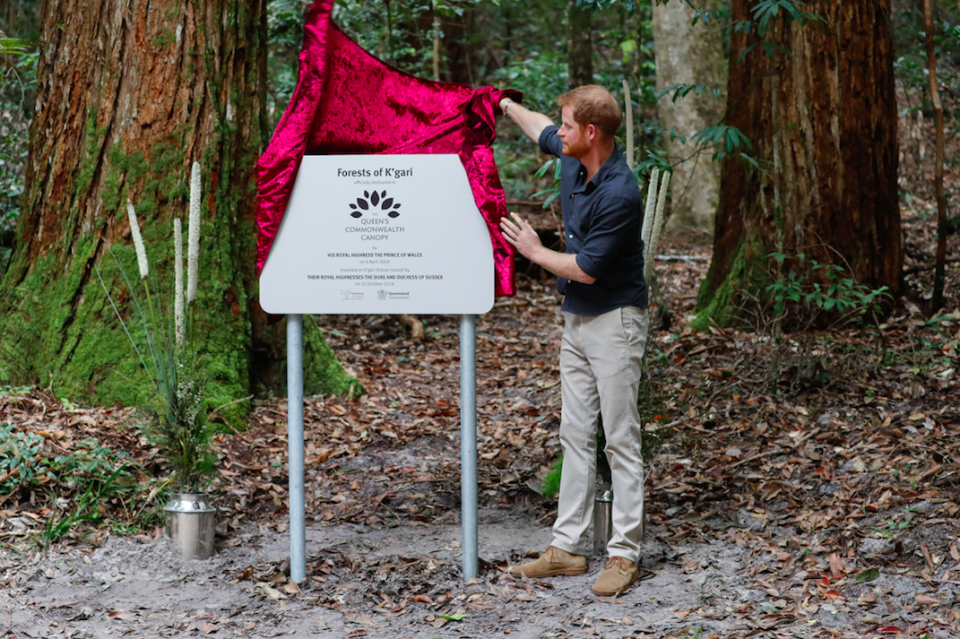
[500,98,554,146]
[500,213,596,284]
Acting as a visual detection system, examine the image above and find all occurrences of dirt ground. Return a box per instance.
[1,497,954,639]
[3,119,960,637]
[3,214,960,638]
[3,498,959,638]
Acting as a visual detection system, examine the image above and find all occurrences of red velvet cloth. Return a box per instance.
[256,0,520,297]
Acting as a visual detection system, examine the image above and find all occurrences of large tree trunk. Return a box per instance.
[696,0,901,327]
[653,0,726,232]
[0,0,355,407]
[567,0,593,88]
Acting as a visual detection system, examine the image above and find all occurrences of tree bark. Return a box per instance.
[567,0,593,88]
[0,0,355,406]
[439,10,477,85]
[924,0,947,311]
[696,0,901,327]
[653,0,726,232]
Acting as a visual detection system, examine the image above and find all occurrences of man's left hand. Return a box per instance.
[500,212,542,260]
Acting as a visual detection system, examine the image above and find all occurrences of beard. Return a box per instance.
[562,135,590,159]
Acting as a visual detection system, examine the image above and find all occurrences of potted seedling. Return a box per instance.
[98,162,219,559]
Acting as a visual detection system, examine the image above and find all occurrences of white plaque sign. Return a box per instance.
[260,154,495,315]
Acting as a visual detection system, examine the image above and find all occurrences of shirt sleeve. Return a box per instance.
[538,125,562,158]
[574,195,636,279]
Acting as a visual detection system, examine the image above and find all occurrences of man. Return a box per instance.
[498,85,649,597]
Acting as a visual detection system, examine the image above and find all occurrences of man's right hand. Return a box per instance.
[499,98,554,146]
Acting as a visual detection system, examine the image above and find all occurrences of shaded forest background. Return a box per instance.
[3,0,959,297]
[0,0,957,401]
[1,5,960,637]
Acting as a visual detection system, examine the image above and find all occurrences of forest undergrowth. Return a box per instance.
[0,198,958,637]
[1,83,959,639]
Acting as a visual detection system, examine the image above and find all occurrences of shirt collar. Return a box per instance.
[573,145,625,195]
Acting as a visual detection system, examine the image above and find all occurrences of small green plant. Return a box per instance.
[97,162,228,493]
[40,464,131,549]
[766,253,892,322]
[0,434,164,545]
[540,456,563,498]
[0,424,53,494]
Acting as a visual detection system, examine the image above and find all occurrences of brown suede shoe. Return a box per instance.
[511,546,588,578]
[591,556,639,596]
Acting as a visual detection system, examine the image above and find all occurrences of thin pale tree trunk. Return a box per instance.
[924,0,947,311]
[652,0,726,232]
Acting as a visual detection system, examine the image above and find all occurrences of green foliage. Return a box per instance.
[766,253,892,321]
[0,38,30,56]
[749,0,818,38]
[266,0,310,132]
[635,148,672,176]
[493,51,570,113]
[691,125,757,166]
[531,157,563,208]
[540,456,563,498]
[41,446,138,547]
[0,426,163,544]
[97,192,230,491]
[139,353,220,492]
[892,0,960,111]
[0,424,53,494]
[0,37,36,264]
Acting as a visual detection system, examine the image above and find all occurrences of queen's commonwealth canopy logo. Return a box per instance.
[349,190,401,219]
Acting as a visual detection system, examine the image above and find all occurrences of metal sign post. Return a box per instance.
[460,314,478,579]
[286,314,306,584]
[262,154,494,584]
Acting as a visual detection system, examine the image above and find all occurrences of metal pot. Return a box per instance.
[164,492,216,560]
[593,487,614,556]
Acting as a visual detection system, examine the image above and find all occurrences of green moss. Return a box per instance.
[692,235,774,330]
[0,243,153,406]
[152,30,175,48]
[691,238,746,331]
[76,109,108,197]
[0,13,357,411]
[304,318,362,398]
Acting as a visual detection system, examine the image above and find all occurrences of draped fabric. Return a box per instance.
[256,0,520,297]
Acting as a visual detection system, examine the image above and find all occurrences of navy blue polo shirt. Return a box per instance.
[538,125,647,316]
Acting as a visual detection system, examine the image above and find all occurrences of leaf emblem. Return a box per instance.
[349,190,400,218]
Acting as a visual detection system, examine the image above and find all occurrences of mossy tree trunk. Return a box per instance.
[0,0,355,407]
[696,0,901,327]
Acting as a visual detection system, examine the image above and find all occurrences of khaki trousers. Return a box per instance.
[552,306,649,562]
